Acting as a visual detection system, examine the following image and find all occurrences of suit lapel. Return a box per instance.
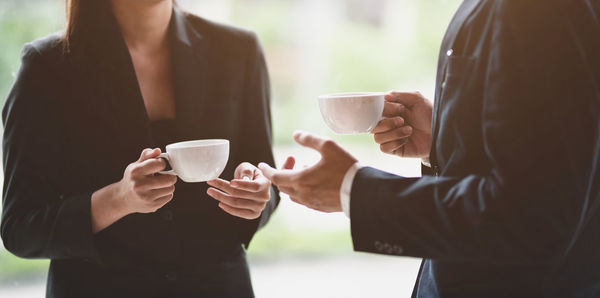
[73,1,152,149]
[430,0,481,167]
[74,5,210,150]
[169,8,209,141]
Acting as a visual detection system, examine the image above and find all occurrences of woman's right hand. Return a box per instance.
[117,148,177,214]
[91,148,177,233]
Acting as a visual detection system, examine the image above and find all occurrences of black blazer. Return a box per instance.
[1,6,278,297]
[350,1,600,297]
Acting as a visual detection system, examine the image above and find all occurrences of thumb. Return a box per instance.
[385,91,422,108]
[236,162,256,180]
[139,148,161,162]
[293,130,332,153]
[282,156,296,170]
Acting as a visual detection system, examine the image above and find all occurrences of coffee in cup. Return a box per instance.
[318,92,385,134]
[159,139,229,183]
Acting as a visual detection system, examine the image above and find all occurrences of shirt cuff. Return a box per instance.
[421,157,431,168]
[340,162,363,218]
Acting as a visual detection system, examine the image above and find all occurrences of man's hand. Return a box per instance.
[207,162,273,220]
[372,91,433,158]
[259,131,357,213]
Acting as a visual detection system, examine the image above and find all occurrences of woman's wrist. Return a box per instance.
[90,181,131,233]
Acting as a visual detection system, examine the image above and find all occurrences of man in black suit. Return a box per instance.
[260,0,600,296]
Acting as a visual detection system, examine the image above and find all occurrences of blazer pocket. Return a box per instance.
[440,55,476,107]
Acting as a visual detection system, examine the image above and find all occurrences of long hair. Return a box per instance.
[62,0,101,53]
[63,0,177,52]
[64,0,77,46]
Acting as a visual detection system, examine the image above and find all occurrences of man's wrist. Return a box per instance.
[340,162,363,218]
[421,156,431,168]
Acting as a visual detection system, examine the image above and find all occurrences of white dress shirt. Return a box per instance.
[339,162,363,218]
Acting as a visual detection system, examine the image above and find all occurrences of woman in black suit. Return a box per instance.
[1,0,283,297]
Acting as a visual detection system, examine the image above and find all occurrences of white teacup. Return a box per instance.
[318,92,385,134]
[159,139,229,183]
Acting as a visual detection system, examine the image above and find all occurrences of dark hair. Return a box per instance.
[63,0,76,51]
[63,0,101,52]
[63,0,177,52]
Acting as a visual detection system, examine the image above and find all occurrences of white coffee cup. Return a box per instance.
[159,139,229,183]
[318,92,385,134]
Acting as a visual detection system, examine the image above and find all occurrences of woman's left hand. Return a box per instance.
[207,162,271,220]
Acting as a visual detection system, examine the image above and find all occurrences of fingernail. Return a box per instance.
[293,130,305,139]
[403,126,413,133]
[242,176,251,181]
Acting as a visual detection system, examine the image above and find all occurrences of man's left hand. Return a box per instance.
[259,131,357,213]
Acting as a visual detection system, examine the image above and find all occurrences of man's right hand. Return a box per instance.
[117,148,177,214]
[372,91,433,159]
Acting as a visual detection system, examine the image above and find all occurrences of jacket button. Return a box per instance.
[433,165,440,176]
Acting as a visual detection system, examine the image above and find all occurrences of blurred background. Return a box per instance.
[0,0,461,297]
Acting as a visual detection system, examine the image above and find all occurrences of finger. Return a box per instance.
[235,162,257,180]
[207,178,269,200]
[373,126,413,144]
[138,148,161,162]
[218,203,258,220]
[385,91,423,108]
[230,175,269,193]
[258,162,296,186]
[133,174,176,193]
[371,117,405,134]
[282,156,296,170]
[382,101,407,118]
[292,130,332,152]
[380,139,409,154]
[144,174,178,190]
[150,194,174,209]
[207,188,265,211]
[145,185,176,200]
[135,158,168,176]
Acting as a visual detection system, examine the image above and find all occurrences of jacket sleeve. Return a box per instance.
[1,44,100,262]
[237,33,280,246]
[349,1,600,264]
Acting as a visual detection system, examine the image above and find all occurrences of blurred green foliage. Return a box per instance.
[0,1,63,108]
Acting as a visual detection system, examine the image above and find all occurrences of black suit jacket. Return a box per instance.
[1,6,277,297]
[350,0,600,297]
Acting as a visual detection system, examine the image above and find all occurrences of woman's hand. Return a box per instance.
[91,148,177,233]
[206,162,272,220]
[372,91,433,159]
[117,148,178,214]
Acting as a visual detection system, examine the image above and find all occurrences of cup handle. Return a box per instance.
[158,153,177,176]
